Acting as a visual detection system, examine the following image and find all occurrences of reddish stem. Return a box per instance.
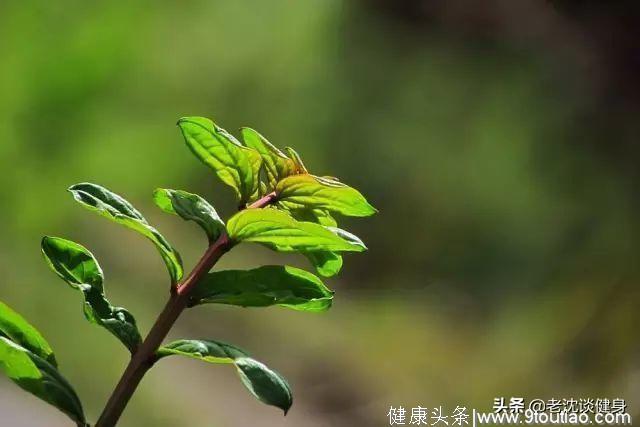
[248,191,276,209]
[95,192,275,427]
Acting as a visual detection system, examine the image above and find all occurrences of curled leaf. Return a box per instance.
[41,236,142,353]
[157,339,292,414]
[153,188,226,243]
[68,183,183,283]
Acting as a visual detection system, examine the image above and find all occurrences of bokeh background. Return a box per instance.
[1,1,639,426]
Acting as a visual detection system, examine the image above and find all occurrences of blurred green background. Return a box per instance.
[1,1,639,426]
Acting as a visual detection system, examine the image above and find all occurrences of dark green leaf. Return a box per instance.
[189,265,333,312]
[226,208,366,253]
[68,183,183,283]
[241,127,296,188]
[276,174,377,217]
[178,117,262,204]
[156,339,292,413]
[153,188,225,243]
[41,236,142,353]
[0,301,56,366]
[0,336,85,425]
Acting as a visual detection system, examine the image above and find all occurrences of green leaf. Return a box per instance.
[153,188,225,243]
[276,174,377,217]
[325,226,367,249]
[304,251,343,278]
[0,301,56,367]
[226,208,366,253]
[68,183,183,283]
[0,337,85,425]
[288,207,338,228]
[241,127,296,188]
[178,117,262,204]
[285,147,308,174]
[289,209,343,277]
[156,339,292,413]
[189,265,333,312]
[41,236,142,353]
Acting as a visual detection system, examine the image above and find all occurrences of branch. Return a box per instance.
[94,193,276,427]
[247,191,276,209]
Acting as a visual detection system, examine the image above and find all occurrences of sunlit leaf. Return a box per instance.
[41,236,142,353]
[284,147,308,174]
[226,208,366,253]
[288,209,343,277]
[68,183,183,283]
[0,301,56,367]
[156,339,292,413]
[304,251,343,278]
[276,174,377,217]
[241,127,296,188]
[189,265,333,312]
[153,188,226,243]
[0,316,85,426]
[178,117,262,203]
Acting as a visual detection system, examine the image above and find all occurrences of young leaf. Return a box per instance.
[0,335,85,425]
[189,265,333,312]
[153,188,225,243]
[68,183,183,283]
[285,147,308,174]
[276,174,377,217]
[156,339,292,413]
[226,208,366,253]
[178,117,262,204]
[0,301,57,366]
[241,127,296,187]
[41,236,142,353]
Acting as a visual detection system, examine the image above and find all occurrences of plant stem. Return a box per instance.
[95,192,276,427]
[247,191,276,209]
[95,236,230,427]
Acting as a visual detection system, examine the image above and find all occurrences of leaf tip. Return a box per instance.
[367,203,379,215]
[40,235,61,254]
[283,393,293,415]
[67,182,89,192]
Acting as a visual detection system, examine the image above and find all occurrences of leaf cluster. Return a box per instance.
[0,116,375,424]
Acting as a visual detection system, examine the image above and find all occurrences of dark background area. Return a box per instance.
[0,1,638,425]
